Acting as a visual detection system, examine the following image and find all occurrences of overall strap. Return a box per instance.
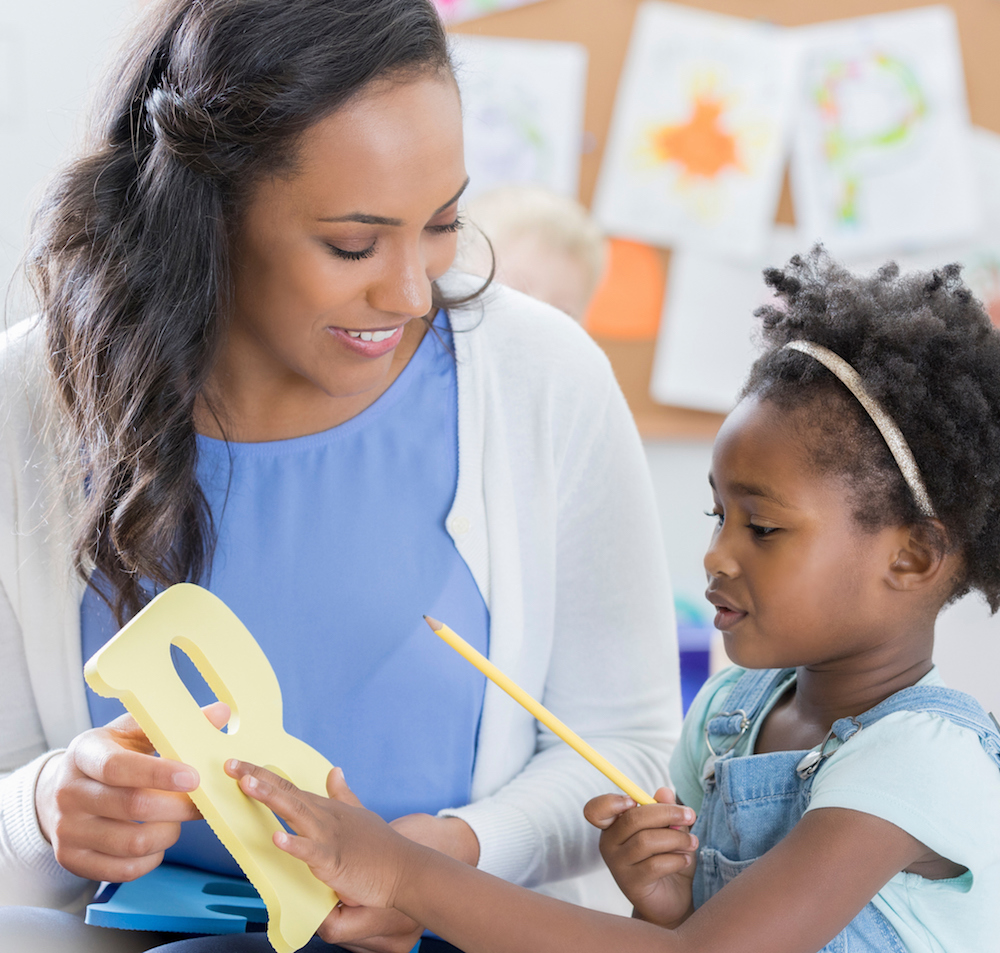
[831,685,1000,769]
[705,668,792,757]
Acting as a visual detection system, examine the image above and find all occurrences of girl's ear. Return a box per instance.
[886,521,952,592]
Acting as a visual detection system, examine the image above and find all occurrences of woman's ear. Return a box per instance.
[886,520,953,593]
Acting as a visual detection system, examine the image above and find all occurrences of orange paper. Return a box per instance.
[582,238,666,341]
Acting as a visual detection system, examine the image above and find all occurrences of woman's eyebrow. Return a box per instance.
[318,177,470,226]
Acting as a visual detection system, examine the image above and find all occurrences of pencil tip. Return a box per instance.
[424,615,443,631]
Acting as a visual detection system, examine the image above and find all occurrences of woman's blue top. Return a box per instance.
[80,314,490,876]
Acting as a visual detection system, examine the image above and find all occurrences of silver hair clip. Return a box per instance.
[783,340,937,520]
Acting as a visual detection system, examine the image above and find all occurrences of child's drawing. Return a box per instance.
[791,7,979,259]
[450,35,587,200]
[650,226,802,413]
[433,0,545,25]
[846,127,1000,328]
[592,2,799,261]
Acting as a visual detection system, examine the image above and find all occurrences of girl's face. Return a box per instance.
[219,73,467,425]
[705,396,909,671]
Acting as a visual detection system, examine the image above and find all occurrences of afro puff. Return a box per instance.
[742,246,1000,612]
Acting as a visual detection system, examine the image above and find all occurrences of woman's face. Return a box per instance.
[220,73,467,430]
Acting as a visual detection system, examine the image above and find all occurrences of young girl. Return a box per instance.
[225,250,1000,953]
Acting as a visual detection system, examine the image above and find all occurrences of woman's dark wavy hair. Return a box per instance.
[28,0,480,625]
[743,246,1000,612]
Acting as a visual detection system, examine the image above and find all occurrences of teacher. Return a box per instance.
[0,1,681,950]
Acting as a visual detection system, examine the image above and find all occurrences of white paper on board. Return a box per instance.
[592,1,799,261]
[835,128,1000,328]
[790,6,980,260]
[653,126,1000,418]
[433,0,545,26]
[449,34,588,200]
[650,226,805,414]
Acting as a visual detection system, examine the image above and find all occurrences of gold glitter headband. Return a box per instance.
[783,340,937,519]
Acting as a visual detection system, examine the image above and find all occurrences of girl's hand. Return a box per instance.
[316,810,478,953]
[584,786,698,929]
[34,702,229,882]
[226,760,423,952]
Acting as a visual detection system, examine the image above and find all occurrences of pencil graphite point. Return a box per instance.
[424,615,443,632]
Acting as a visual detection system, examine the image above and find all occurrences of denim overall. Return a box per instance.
[691,668,1000,952]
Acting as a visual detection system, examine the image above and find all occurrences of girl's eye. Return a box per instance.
[749,523,778,538]
[327,242,377,262]
[704,509,724,527]
[427,215,465,235]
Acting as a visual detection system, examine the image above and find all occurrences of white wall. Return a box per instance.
[644,439,1000,715]
[0,0,136,323]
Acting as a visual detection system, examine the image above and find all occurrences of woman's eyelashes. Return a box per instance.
[325,216,464,262]
[426,215,464,235]
[327,242,377,262]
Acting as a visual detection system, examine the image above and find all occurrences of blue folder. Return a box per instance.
[85,863,266,934]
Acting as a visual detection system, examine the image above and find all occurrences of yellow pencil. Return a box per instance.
[424,616,655,805]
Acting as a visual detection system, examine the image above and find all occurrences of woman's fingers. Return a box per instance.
[71,729,200,794]
[55,843,166,884]
[202,701,232,731]
[57,815,182,861]
[63,776,201,823]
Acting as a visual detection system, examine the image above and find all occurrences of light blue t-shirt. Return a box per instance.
[672,666,1000,953]
[81,314,490,876]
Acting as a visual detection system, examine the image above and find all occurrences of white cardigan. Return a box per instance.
[0,276,682,912]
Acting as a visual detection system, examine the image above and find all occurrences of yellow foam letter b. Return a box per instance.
[84,583,337,953]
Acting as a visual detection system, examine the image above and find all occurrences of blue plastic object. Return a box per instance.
[85,863,266,934]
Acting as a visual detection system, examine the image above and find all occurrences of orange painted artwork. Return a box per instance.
[591,3,798,260]
[583,238,666,341]
[648,95,743,181]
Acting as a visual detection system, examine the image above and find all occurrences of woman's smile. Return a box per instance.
[327,323,406,357]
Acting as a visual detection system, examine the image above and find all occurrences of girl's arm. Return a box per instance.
[229,760,932,953]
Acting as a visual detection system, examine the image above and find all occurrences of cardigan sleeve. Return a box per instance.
[441,328,683,890]
[0,579,93,909]
[0,322,95,909]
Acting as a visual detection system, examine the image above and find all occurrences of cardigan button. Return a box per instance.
[449,515,472,536]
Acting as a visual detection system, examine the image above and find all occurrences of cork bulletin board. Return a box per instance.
[450,0,1000,440]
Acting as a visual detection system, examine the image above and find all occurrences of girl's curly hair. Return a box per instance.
[743,246,1000,612]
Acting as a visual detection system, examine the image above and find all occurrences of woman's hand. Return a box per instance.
[584,787,698,929]
[34,702,229,883]
[226,760,430,953]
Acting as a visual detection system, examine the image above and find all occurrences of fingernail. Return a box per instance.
[684,809,695,824]
[173,771,197,791]
[226,759,239,773]
[622,797,636,809]
[244,774,258,790]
